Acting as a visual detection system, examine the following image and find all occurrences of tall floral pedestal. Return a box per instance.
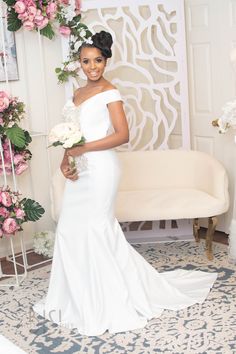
[0,233,27,287]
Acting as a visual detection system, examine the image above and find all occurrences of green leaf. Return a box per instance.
[5,125,26,148]
[7,8,22,32]
[23,130,32,146]
[55,67,61,73]
[3,0,16,7]
[21,198,45,222]
[40,23,55,40]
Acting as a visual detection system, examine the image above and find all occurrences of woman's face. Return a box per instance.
[79,46,106,82]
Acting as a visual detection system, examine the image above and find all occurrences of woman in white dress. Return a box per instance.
[34,31,217,336]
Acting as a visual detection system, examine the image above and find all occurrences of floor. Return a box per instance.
[0,228,229,278]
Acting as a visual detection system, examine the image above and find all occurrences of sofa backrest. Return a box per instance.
[117,149,227,197]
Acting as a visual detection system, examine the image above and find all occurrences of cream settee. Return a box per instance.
[51,149,229,260]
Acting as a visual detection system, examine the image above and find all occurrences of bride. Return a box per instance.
[34,30,217,336]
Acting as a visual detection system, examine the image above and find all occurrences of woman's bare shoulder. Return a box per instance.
[102,81,117,92]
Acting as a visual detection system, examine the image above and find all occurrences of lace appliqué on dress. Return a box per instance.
[62,100,81,125]
[62,100,88,172]
[75,155,88,172]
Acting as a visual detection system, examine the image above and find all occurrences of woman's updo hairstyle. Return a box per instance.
[79,31,113,59]
[91,31,113,58]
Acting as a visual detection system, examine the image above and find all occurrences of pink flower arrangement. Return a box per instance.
[0,90,32,176]
[0,186,45,237]
[0,186,25,236]
[0,137,32,176]
[3,0,93,83]
[4,0,82,39]
[0,91,25,128]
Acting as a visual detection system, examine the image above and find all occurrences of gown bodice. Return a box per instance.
[62,89,123,142]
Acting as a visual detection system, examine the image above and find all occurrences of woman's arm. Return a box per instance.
[66,100,129,157]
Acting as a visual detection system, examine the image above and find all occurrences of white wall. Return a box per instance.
[0,28,65,256]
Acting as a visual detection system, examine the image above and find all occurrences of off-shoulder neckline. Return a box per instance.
[72,88,119,108]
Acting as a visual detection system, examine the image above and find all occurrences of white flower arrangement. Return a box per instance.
[48,122,84,149]
[33,231,55,258]
[212,99,236,133]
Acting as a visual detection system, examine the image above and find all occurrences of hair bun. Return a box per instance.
[92,31,113,58]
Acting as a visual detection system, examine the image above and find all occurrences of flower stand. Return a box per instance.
[0,233,27,287]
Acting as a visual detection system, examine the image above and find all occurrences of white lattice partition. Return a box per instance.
[62,0,193,242]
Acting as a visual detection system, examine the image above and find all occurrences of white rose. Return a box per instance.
[80,29,86,37]
[62,132,82,148]
[48,122,81,144]
[66,61,80,72]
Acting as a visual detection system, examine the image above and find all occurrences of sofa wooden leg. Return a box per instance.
[205,216,217,260]
[193,218,200,242]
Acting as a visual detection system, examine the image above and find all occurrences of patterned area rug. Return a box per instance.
[0,241,235,354]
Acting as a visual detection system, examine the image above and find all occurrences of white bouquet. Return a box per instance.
[48,122,85,168]
[212,99,236,133]
[33,231,55,258]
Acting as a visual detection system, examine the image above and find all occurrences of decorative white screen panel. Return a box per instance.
[65,0,190,151]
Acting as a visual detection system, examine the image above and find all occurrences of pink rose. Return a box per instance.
[23,20,35,31]
[34,15,48,29]
[14,153,25,165]
[0,207,10,218]
[15,162,28,175]
[27,5,37,21]
[24,0,35,6]
[15,208,25,219]
[75,0,81,14]
[14,1,26,14]
[59,26,71,37]
[1,191,12,207]
[46,2,57,19]
[57,0,69,4]
[18,11,29,21]
[3,148,11,161]
[0,91,10,112]
[37,17,49,30]
[2,218,18,235]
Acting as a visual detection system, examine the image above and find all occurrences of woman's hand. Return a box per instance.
[66,144,87,158]
[60,162,78,181]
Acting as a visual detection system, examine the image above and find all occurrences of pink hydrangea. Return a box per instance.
[0,91,10,112]
[2,217,18,235]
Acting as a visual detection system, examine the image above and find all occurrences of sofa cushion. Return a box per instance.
[115,188,228,222]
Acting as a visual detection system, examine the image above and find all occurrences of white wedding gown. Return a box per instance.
[34,89,217,336]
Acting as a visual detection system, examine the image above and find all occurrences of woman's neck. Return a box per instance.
[86,77,107,88]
